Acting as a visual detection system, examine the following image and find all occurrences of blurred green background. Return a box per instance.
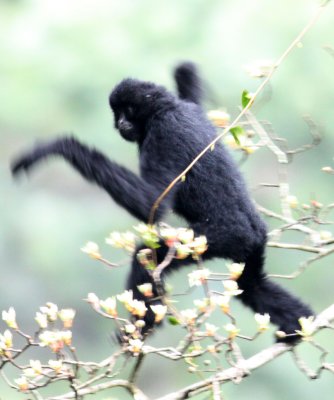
[1,0,334,398]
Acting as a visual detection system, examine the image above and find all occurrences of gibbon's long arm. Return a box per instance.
[11,136,168,222]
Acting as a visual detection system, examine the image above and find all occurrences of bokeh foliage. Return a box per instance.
[1,0,334,398]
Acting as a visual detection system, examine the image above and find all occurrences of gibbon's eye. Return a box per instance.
[125,105,135,119]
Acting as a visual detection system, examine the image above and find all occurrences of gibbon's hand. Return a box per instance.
[11,139,61,177]
[11,148,40,176]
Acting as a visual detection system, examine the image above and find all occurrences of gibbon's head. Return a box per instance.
[109,78,175,142]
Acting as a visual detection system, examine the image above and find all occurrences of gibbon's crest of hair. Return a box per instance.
[11,62,313,342]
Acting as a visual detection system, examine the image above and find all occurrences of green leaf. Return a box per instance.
[145,261,157,271]
[241,89,253,109]
[168,316,180,326]
[229,126,245,145]
[143,240,160,249]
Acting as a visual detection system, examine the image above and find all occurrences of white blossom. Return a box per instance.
[244,59,275,78]
[35,312,48,329]
[129,299,147,317]
[81,241,101,259]
[24,360,42,377]
[193,298,209,312]
[0,330,13,349]
[213,295,230,313]
[2,307,18,329]
[128,338,144,355]
[40,302,58,322]
[48,359,63,374]
[205,323,218,336]
[180,309,198,325]
[286,195,298,209]
[106,231,136,252]
[137,283,153,297]
[99,297,117,317]
[150,304,167,322]
[224,323,240,339]
[58,309,76,328]
[295,316,315,340]
[222,280,243,296]
[207,109,230,127]
[86,293,100,309]
[227,262,245,280]
[177,228,194,244]
[254,313,270,332]
[188,268,210,287]
[14,376,29,392]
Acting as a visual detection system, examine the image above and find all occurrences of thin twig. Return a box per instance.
[243,110,291,218]
[267,241,324,254]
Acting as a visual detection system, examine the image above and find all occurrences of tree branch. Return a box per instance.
[154,304,334,400]
[48,379,149,400]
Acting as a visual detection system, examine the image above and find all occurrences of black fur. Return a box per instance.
[11,62,313,341]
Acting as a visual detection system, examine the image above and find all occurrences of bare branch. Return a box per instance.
[48,379,149,400]
[153,304,334,400]
[267,241,324,254]
[257,204,317,236]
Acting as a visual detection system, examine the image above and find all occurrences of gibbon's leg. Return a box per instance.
[191,222,313,342]
[126,244,162,332]
[11,136,168,222]
[235,246,313,342]
[129,233,313,341]
[126,240,215,332]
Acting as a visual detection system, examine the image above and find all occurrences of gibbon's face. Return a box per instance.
[109,78,174,143]
[113,104,139,142]
[109,79,156,143]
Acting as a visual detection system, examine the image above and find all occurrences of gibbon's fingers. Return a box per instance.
[11,151,39,176]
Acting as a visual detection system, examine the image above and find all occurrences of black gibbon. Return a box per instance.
[11,62,313,341]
